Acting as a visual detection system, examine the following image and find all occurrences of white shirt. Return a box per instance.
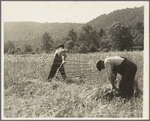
[54,48,67,61]
[104,56,124,67]
[104,56,124,87]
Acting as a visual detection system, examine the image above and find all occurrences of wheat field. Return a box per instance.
[3,51,143,118]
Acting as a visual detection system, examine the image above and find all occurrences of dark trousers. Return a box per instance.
[48,58,66,80]
[114,58,137,98]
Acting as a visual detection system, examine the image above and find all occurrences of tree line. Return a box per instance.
[4,22,143,54]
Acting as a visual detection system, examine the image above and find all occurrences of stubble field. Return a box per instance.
[3,51,143,118]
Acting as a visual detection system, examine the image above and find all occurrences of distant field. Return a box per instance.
[3,51,143,118]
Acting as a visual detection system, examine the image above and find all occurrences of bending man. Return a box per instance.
[47,44,67,82]
[96,56,137,98]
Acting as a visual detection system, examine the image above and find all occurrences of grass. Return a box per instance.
[3,51,143,118]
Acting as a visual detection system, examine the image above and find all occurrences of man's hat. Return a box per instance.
[96,60,103,71]
[58,44,64,48]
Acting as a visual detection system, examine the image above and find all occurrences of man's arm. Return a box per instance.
[62,55,66,62]
[54,50,58,58]
[106,63,117,89]
[109,71,117,89]
[61,50,67,64]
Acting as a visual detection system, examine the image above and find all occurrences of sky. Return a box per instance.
[2,1,148,23]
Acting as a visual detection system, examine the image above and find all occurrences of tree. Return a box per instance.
[89,43,97,52]
[99,28,104,37]
[78,25,94,50]
[78,43,88,53]
[90,31,100,48]
[4,44,8,53]
[35,48,39,53]
[107,22,133,51]
[15,48,21,54]
[99,38,112,51]
[65,40,74,50]
[64,29,78,51]
[42,32,53,52]
[78,25,100,52]
[4,41,15,54]
[24,44,33,53]
[72,45,80,53]
[129,22,144,50]
[68,29,78,43]
[135,22,144,34]
[82,25,92,34]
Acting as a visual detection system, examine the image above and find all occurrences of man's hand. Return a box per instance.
[112,85,116,90]
[112,88,116,93]
[112,87,120,96]
[62,60,66,64]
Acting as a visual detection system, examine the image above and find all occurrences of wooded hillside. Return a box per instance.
[4,6,144,53]
[87,6,143,31]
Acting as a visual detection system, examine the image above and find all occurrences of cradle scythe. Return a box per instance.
[54,62,63,79]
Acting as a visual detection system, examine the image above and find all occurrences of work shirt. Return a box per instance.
[104,56,124,67]
[54,48,67,61]
[104,56,124,88]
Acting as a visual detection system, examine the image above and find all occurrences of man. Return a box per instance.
[96,56,137,98]
[47,44,67,82]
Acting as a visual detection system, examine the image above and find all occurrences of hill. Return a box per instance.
[4,6,144,49]
[86,6,144,31]
[4,22,84,48]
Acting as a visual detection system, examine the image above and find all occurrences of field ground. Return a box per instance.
[3,51,143,118]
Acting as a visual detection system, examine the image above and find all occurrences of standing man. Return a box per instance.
[96,56,137,98]
[47,44,67,82]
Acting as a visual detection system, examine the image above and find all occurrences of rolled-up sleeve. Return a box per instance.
[61,50,67,60]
